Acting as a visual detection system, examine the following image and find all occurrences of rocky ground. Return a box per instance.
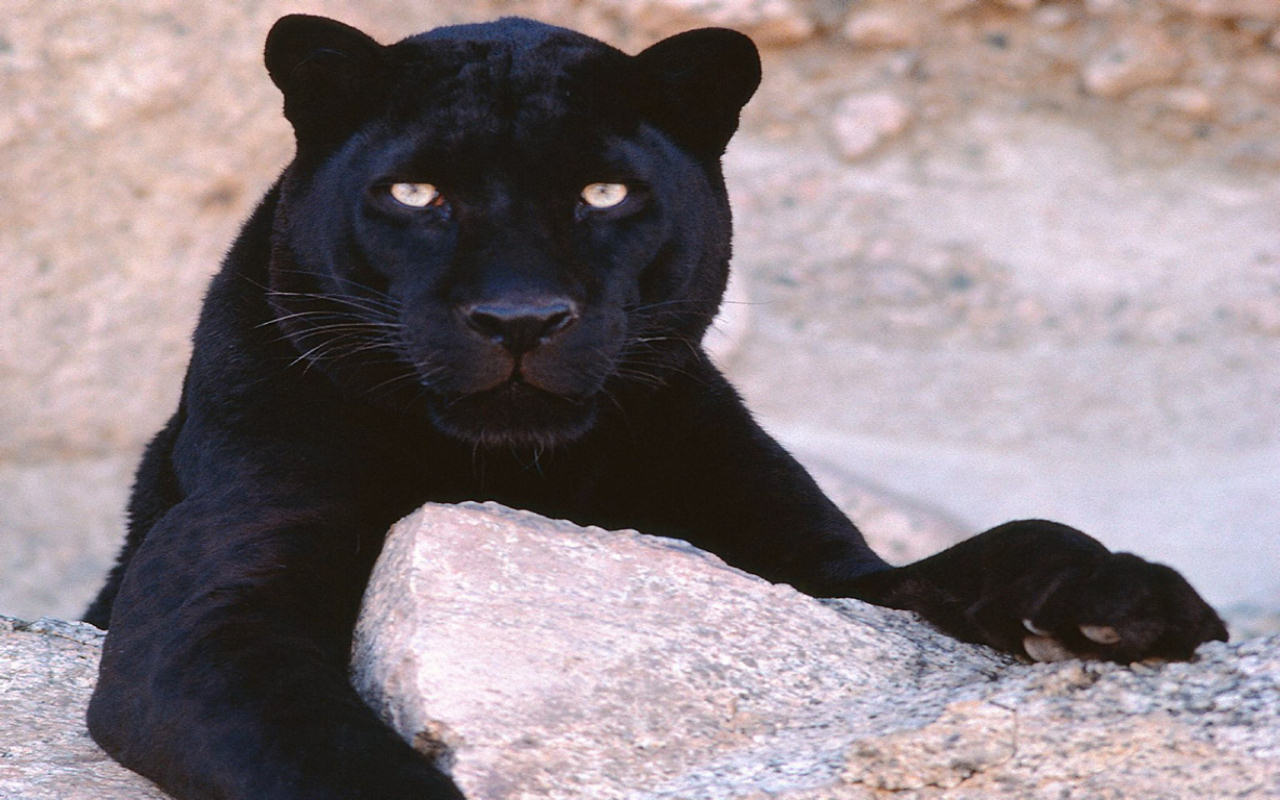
[353,503,1279,800]
[1,1,1278,633]
[4,504,1277,799]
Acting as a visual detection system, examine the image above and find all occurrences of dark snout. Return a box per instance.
[443,290,606,399]
[419,290,618,447]
[461,298,580,357]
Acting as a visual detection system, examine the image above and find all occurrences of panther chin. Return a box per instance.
[427,380,601,449]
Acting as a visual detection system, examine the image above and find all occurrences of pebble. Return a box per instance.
[1033,5,1076,28]
[842,7,924,49]
[1239,54,1280,92]
[1161,86,1216,117]
[1082,33,1184,98]
[610,0,816,46]
[830,92,913,160]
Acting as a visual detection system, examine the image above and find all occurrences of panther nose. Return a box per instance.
[462,299,580,356]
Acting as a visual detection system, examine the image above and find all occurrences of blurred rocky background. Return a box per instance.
[2,0,1278,634]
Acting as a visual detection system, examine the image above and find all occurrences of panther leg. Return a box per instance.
[848,519,1228,663]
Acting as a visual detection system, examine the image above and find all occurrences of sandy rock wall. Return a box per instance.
[5,0,1277,459]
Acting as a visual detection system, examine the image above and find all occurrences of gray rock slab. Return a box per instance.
[353,502,1280,800]
[0,616,169,800]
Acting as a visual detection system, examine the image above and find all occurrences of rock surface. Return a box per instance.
[2,504,1277,798]
[0,616,168,800]
[353,502,1280,800]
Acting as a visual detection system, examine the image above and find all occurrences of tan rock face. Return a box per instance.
[6,0,1278,464]
[353,503,1280,800]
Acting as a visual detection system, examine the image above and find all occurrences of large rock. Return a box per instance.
[0,616,169,800]
[354,502,1280,800]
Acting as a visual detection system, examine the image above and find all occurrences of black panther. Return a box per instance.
[84,15,1227,800]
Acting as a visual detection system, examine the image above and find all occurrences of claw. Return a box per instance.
[1080,624,1121,645]
[1022,618,1051,637]
[1023,635,1074,662]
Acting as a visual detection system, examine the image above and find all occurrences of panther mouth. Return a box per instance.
[427,378,600,448]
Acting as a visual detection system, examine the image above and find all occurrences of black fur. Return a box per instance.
[85,16,1228,800]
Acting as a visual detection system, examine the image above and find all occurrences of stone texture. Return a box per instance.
[353,502,1280,800]
[352,502,1010,799]
[0,616,169,800]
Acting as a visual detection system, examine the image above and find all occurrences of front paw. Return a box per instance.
[970,542,1228,664]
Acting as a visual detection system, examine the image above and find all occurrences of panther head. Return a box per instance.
[262,15,760,448]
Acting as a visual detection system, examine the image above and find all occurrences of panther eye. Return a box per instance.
[580,182,628,209]
[388,182,442,208]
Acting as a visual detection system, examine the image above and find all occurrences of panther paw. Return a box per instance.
[982,552,1229,664]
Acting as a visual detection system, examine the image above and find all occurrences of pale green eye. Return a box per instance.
[388,182,441,208]
[580,182,628,209]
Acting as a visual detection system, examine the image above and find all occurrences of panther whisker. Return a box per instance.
[287,332,373,369]
[624,298,714,312]
[266,289,403,317]
[268,268,401,300]
[289,323,402,340]
[256,310,400,330]
[362,370,428,401]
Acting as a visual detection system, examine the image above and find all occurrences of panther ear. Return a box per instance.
[633,28,761,157]
[264,15,388,149]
